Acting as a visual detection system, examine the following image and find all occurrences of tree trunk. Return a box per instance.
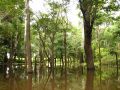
[34,56,37,74]
[79,0,98,71]
[84,23,95,70]
[80,51,84,63]
[60,50,63,68]
[24,0,32,73]
[115,52,118,77]
[64,29,67,69]
[49,33,55,73]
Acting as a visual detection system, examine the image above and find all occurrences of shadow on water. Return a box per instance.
[0,64,120,90]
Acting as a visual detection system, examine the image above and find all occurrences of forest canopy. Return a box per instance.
[0,0,120,72]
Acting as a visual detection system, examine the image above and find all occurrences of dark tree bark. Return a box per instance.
[115,52,119,77]
[79,0,98,70]
[84,25,95,70]
[79,51,84,63]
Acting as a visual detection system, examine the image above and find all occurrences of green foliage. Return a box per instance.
[0,0,24,60]
[67,27,82,57]
[0,0,120,66]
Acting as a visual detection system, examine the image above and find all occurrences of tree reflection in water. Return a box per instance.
[85,71,94,90]
[27,74,32,90]
[0,65,120,90]
[51,72,55,90]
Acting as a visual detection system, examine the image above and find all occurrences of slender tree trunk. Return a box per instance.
[60,50,63,68]
[50,33,55,73]
[34,56,37,73]
[64,29,67,70]
[67,57,70,68]
[80,51,84,63]
[98,41,101,67]
[51,40,54,69]
[115,52,118,76]
[9,36,14,66]
[39,49,43,68]
[24,0,32,73]
[54,57,56,68]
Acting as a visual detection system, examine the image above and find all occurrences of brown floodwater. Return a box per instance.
[0,65,120,90]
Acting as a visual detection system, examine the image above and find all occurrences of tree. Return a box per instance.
[79,0,99,70]
[79,0,120,70]
[24,0,32,73]
[0,0,24,71]
[92,0,120,66]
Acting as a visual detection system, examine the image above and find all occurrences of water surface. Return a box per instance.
[0,65,120,90]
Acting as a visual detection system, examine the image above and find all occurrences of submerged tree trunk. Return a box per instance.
[24,0,32,73]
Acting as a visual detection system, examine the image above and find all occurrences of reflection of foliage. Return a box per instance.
[95,67,117,80]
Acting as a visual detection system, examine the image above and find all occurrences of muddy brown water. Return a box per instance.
[0,65,120,90]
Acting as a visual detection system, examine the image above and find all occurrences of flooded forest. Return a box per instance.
[0,0,120,90]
